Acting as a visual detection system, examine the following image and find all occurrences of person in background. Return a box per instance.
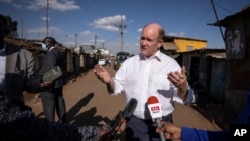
[156,91,250,141]
[94,23,194,141]
[0,14,49,108]
[39,36,67,123]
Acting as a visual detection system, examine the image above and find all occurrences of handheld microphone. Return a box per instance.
[147,96,166,141]
[103,98,138,141]
[123,98,138,118]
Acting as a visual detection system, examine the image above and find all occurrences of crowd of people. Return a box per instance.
[1,13,249,141]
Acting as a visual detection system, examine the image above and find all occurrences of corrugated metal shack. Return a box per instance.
[211,5,250,117]
[160,35,233,129]
[160,35,227,106]
[179,49,226,106]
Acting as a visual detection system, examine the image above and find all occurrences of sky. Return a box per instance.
[0,0,250,54]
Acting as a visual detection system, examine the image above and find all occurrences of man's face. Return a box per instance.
[43,38,54,48]
[140,26,162,58]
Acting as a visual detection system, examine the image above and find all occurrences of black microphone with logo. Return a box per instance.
[147,96,166,141]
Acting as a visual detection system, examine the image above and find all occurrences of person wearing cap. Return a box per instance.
[39,36,67,123]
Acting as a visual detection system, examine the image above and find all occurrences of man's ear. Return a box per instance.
[157,40,163,49]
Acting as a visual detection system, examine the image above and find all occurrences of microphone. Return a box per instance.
[123,98,138,118]
[103,98,138,141]
[147,96,166,141]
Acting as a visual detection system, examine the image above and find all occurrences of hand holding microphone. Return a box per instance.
[103,98,138,141]
[147,96,166,141]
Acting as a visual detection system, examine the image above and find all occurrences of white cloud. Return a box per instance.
[91,15,126,31]
[168,32,186,37]
[25,0,80,11]
[41,16,50,21]
[138,27,185,37]
[0,0,12,4]
[49,26,61,34]
[81,30,94,36]
[12,3,22,9]
[0,0,23,9]
[27,26,61,34]
[49,0,80,11]
[137,28,142,33]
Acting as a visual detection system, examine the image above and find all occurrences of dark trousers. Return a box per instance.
[40,87,66,123]
[125,114,172,141]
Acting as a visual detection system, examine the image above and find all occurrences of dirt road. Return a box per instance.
[24,65,221,139]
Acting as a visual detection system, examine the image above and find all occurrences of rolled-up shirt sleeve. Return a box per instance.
[183,84,195,104]
[110,77,124,96]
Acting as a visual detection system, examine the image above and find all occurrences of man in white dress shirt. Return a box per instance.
[94,23,194,141]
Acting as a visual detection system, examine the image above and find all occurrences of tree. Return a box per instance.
[3,15,18,38]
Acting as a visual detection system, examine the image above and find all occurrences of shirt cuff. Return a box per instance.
[184,85,195,104]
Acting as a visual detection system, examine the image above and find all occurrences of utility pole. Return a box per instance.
[94,35,97,50]
[115,15,127,52]
[65,35,68,46]
[75,33,77,48]
[21,19,23,43]
[210,0,225,41]
[46,0,49,37]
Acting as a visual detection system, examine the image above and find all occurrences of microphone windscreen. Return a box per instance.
[147,96,159,104]
[123,98,138,118]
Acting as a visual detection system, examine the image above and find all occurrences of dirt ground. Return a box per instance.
[24,65,222,140]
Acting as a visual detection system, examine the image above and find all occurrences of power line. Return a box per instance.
[71,1,127,50]
[214,1,234,14]
[96,33,120,48]
[210,0,225,41]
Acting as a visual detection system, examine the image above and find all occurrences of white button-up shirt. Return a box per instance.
[112,51,193,119]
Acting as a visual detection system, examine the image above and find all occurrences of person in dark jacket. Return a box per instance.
[156,91,250,141]
[39,36,67,123]
[0,95,111,141]
[0,14,50,108]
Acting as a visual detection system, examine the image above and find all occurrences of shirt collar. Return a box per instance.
[139,50,161,61]
[48,46,55,51]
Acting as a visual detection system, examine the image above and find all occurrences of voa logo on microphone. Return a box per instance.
[151,106,160,113]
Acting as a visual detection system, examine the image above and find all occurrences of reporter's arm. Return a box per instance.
[181,127,229,141]
[0,96,103,141]
[156,122,229,141]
